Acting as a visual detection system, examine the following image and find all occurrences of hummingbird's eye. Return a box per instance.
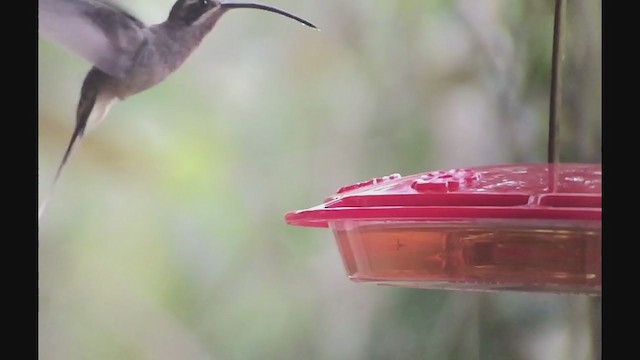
[201,0,210,6]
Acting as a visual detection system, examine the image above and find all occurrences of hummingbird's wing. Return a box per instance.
[39,0,148,78]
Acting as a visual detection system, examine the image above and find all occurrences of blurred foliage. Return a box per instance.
[38,0,601,359]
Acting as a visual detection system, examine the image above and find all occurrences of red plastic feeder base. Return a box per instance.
[286,163,601,295]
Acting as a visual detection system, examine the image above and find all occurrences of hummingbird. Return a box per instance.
[38,0,317,220]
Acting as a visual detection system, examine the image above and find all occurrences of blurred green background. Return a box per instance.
[38,0,601,359]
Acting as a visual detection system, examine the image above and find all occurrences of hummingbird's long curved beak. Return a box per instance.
[220,2,318,29]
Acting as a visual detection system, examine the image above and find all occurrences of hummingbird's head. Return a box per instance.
[168,0,222,26]
[168,0,317,29]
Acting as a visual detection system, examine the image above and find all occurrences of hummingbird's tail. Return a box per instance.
[39,77,99,222]
[38,127,86,221]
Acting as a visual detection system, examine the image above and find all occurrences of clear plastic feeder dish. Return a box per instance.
[285,164,601,295]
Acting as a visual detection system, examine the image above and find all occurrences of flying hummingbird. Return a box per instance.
[38,0,317,220]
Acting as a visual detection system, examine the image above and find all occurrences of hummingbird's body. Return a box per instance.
[93,16,225,102]
[72,12,228,145]
[38,0,316,219]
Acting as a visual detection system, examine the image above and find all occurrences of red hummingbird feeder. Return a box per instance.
[285,163,601,295]
[285,0,601,296]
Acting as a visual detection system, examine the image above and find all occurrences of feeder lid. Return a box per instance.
[285,163,601,228]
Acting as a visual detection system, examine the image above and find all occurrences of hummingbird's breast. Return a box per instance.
[111,25,207,100]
